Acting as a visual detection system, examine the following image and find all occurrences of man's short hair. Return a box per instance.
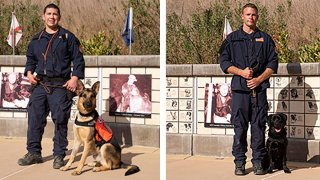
[43,3,60,16]
[242,3,258,14]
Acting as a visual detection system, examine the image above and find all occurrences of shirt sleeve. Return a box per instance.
[219,39,233,74]
[69,35,85,79]
[24,41,37,76]
[265,35,278,74]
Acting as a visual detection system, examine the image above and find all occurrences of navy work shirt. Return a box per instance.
[219,27,278,92]
[25,27,85,79]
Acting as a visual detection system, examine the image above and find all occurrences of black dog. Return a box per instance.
[266,113,291,174]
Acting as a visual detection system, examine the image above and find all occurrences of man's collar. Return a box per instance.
[238,26,261,39]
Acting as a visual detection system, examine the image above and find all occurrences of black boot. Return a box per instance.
[18,152,43,166]
[234,162,246,175]
[253,162,266,175]
[53,155,65,169]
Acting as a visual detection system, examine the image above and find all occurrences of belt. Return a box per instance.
[36,75,69,83]
[34,75,68,94]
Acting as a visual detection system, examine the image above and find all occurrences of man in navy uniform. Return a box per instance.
[18,3,85,169]
[219,3,278,175]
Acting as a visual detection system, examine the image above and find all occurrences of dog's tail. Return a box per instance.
[121,162,140,176]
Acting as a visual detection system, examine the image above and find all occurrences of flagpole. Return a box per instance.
[129,30,132,55]
[12,12,15,56]
[12,0,15,55]
[129,7,133,55]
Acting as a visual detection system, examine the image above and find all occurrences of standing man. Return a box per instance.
[119,74,139,112]
[18,3,85,169]
[219,3,278,176]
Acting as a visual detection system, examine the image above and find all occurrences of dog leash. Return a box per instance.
[38,81,65,94]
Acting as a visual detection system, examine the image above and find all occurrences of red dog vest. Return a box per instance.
[95,116,113,144]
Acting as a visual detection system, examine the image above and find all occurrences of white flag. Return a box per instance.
[7,13,22,47]
[223,16,232,40]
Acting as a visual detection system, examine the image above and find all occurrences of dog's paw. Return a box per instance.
[267,167,273,174]
[60,166,68,171]
[92,167,101,172]
[88,161,97,167]
[71,170,82,176]
[283,167,291,173]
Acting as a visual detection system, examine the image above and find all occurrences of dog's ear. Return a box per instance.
[75,80,85,96]
[92,81,100,94]
[279,113,287,124]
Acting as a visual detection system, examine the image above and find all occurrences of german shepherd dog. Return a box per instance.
[266,113,291,174]
[60,81,140,176]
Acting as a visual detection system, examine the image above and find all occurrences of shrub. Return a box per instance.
[80,31,121,55]
[298,38,320,63]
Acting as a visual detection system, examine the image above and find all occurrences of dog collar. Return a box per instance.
[74,112,96,127]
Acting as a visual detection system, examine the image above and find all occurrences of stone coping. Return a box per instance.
[0,55,160,67]
[167,63,320,76]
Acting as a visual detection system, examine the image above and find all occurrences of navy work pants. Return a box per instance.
[231,90,268,165]
[26,83,72,157]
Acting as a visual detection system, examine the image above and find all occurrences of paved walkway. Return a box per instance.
[0,137,159,180]
[2,137,320,180]
[167,154,320,180]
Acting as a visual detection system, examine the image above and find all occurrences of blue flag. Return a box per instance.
[122,8,134,47]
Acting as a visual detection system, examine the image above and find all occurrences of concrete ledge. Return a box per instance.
[83,55,98,66]
[0,55,26,66]
[0,55,160,67]
[98,55,160,67]
[166,64,192,76]
[283,62,320,75]
[167,63,320,76]
[166,133,192,155]
[193,64,225,76]
[0,118,159,148]
[167,134,320,163]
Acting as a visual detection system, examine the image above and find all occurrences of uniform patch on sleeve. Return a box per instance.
[79,44,84,54]
[255,37,264,42]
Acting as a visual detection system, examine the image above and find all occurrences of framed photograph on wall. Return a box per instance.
[0,72,31,111]
[204,83,233,128]
[109,74,152,118]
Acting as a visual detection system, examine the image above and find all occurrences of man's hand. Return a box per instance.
[247,78,262,90]
[27,71,38,85]
[63,76,78,92]
[226,66,253,79]
[240,67,253,79]
[247,68,274,89]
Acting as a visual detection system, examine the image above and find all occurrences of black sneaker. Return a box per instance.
[53,155,65,169]
[253,162,266,175]
[234,163,246,175]
[18,152,43,166]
